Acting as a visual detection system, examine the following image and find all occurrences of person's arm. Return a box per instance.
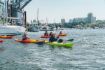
[55,36,59,41]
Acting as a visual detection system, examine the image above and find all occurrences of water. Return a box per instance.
[0,29,105,70]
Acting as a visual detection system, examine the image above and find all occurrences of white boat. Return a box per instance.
[40,26,54,31]
[28,26,39,32]
[0,24,26,35]
[27,21,39,32]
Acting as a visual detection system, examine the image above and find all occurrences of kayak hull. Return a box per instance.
[47,42,73,48]
[16,39,45,43]
[0,36,13,39]
[58,34,67,36]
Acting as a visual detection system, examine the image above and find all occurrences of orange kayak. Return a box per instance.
[58,34,67,36]
[0,36,14,39]
[15,39,45,43]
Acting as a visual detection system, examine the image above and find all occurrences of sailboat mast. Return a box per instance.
[37,8,39,25]
[46,18,48,25]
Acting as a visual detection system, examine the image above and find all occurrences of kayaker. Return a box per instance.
[49,34,59,42]
[44,31,49,36]
[58,39,63,43]
[49,32,53,36]
[59,31,63,35]
[22,32,29,40]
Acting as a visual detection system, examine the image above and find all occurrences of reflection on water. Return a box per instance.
[0,29,105,70]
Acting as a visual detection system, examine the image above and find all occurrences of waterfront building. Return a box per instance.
[69,19,73,23]
[69,13,96,24]
[66,13,96,28]
[72,18,87,23]
[61,18,66,24]
[87,13,96,23]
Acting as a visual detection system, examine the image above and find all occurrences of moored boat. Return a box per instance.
[0,24,26,35]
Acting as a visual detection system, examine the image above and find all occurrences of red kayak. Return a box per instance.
[0,40,3,43]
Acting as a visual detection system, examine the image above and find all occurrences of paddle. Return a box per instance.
[36,39,74,45]
[36,41,45,45]
[36,40,48,45]
[67,39,74,42]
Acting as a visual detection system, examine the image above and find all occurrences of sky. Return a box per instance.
[24,0,105,23]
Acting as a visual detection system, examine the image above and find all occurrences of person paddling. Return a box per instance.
[44,31,49,36]
[22,32,29,40]
[49,32,53,36]
[58,39,63,43]
[59,31,63,35]
[49,34,59,42]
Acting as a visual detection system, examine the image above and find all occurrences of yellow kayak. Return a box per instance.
[15,39,45,43]
[0,35,14,39]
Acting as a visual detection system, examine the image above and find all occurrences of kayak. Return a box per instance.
[47,42,73,48]
[40,35,50,38]
[15,39,45,43]
[0,40,3,43]
[0,35,14,39]
[58,34,67,36]
[16,39,38,43]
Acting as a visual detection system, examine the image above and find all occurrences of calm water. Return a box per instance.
[0,29,105,70]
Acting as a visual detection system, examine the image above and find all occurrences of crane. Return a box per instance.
[7,0,32,17]
[6,0,32,25]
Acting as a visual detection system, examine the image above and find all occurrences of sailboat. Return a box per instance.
[40,18,54,31]
[28,8,40,32]
[27,20,39,32]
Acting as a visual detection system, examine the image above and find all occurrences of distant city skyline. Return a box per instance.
[24,0,105,23]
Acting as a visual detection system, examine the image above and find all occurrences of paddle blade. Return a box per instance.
[67,39,74,41]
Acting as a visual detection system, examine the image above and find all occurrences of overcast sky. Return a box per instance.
[24,0,105,23]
